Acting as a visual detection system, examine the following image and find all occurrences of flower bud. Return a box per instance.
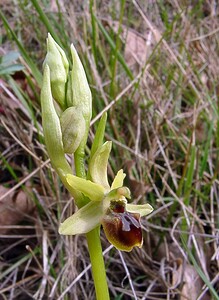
[41,64,72,175]
[43,33,69,109]
[60,107,86,154]
[69,44,92,126]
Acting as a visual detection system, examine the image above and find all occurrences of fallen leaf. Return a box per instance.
[180,264,203,300]
[0,185,35,234]
[172,258,183,289]
[125,160,150,199]
[107,20,153,67]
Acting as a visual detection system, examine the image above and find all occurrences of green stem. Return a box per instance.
[86,228,110,300]
[74,146,86,179]
[74,147,110,300]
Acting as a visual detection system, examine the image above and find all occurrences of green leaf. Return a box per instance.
[1,51,20,65]
[0,64,24,76]
[0,10,42,86]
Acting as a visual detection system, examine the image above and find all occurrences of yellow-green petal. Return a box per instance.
[59,201,103,235]
[66,174,105,201]
[111,169,126,190]
[126,203,153,217]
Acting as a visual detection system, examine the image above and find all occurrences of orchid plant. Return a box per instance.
[41,33,153,299]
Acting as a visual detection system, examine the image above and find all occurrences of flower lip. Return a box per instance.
[102,199,143,251]
[120,212,141,231]
[109,200,141,231]
[110,199,126,213]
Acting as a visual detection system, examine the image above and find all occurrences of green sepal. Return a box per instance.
[66,174,105,201]
[59,201,103,235]
[89,141,112,190]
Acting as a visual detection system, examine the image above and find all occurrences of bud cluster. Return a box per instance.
[41,34,92,173]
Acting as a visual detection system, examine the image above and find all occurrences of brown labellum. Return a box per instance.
[102,200,143,251]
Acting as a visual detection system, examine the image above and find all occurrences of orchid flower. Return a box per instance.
[59,142,153,252]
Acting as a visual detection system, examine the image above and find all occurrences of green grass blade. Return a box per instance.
[93,14,134,80]
[90,112,107,159]
[184,144,196,203]
[0,10,42,86]
[8,76,34,120]
[199,122,213,179]
[181,236,219,300]
[0,64,25,76]
[30,0,62,47]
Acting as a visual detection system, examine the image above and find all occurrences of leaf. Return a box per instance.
[0,185,34,234]
[0,64,25,76]
[1,51,21,65]
[109,20,151,67]
[180,264,203,300]
[90,112,107,160]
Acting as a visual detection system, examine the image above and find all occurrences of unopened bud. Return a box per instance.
[43,33,69,108]
[60,107,86,154]
[41,64,72,175]
[70,44,92,125]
